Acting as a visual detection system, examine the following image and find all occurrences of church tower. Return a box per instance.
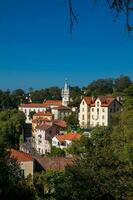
[62,79,70,107]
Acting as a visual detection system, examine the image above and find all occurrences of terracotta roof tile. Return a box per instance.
[43,100,62,107]
[10,149,33,161]
[52,106,71,110]
[36,124,52,131]
[55,133,81,142]
[83,97,94,106]
[53,120,67,128]
[20,100,62,108]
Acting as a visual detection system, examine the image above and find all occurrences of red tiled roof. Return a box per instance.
[19,100,62,108]
[43,100,62,107]
[55,133,81,142]
[52,106,71,110]
[19,103,46,108]
[53,120,67,128]
[34,112,53,117]
[83,96,116,107]
[36,124,52,131]
[83,97,94,106]
[91,96,115,107]
[10,149,33,162]
[32,118,51,124]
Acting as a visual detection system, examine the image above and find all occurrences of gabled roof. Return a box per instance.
[10,149,33,162]
[83,97,94,106]
[91,95,115,107]
[35,157,75,171]
[83,95,119,107]
[36,124,52,131]
[55,133,81,142]
[53,120,67,128]
[43,100,62,107]
[52,106,71,110]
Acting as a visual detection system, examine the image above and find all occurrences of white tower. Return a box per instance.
[62,79,70,107]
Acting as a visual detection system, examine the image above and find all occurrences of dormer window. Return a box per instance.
[82,101,84,105]
[97,101,99,107]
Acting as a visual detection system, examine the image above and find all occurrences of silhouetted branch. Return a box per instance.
[68,0,78,34]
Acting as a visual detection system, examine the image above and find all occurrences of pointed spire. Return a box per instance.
[64,78,68,90]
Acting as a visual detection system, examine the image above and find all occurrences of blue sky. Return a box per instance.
[0,0,132,90]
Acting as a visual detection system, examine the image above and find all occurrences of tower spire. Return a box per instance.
[62,79,70,107]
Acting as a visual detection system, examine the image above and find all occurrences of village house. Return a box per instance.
[10,148,34,178]
[79,95,122,128]
[52,133,81,149]
[33,123,60,155]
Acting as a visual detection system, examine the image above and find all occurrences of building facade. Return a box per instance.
[19,80,70,123]
[33,124,60,155]
[79,96,121,128]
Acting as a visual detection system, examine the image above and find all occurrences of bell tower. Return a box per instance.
[62,79,70,107]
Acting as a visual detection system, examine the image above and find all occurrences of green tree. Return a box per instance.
[29,111,36,120]
[0,109,25,148]
[49,146,65,157]
[55,125,133,200]
[64,112,79,129]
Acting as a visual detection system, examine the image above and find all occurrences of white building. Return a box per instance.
[79,96,122,128]
[52,133,81,149]
[51,105,71,120]
[19,80,71,123]
[33,124,60,155]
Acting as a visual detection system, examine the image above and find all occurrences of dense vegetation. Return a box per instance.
[0,75,132,109]
[0,75,133,199]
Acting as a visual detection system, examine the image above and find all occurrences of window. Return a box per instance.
[102,108,105,112]
[97,108,99,113]
[82,101,84,105]
[102,122,105,126]
[102,115,104,119]
[97,101,99,107]
[20,169,25,178]
[82,108,84,112]
[82,115,84,120]
[92,108,94,112]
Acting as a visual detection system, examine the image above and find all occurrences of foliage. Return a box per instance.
[0,109,26,148]
[49,146,65,157]
[55,125,133,200]
[0,89,25,110]
[0,146,36,200]
[85,78,114,96]
[69,86,82,107]
[114,75,132,92]
[30,87,61,103]
[64,112,79,128]
[34,171,64,199]
[29,111,36,120]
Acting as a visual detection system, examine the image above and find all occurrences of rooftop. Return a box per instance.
[55,133,81,142]
[10,149,33,162]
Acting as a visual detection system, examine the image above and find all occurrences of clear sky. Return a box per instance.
[0,0,133,90]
